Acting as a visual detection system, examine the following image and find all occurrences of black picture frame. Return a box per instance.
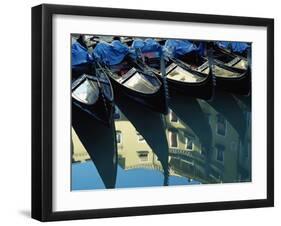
[31,3,274,222]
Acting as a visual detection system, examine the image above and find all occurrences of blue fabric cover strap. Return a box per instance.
[93,40,129,66]
[164,40,201,57]
[216,41,249,53]
[72,41,93,67]
[132,38,162,53]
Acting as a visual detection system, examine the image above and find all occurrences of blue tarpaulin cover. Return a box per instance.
[72,41,93,67]
[164,40,202,57]
[93,40,129,65]
[216,41,249,53]
[132,38,162,53]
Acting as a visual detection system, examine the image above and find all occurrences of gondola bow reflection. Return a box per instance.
[72,105,118,189]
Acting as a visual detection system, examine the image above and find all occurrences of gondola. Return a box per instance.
[133,39,214,100]
[120,36,134,46]
[211,42,251,95]
[154,38,166,45]
[214,41,250,59]
[93,40,168,114]
[72,71,114,127]
[114,92,170,186]
[72,104,117,189]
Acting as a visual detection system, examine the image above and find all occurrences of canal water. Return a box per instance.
[71,91,251,191]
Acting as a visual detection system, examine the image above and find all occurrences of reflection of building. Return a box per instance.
[234,98,252,181]
[165,109,202,152]
[72,128,90,163]
[164,99,251,184]
[114,109,163,172]
[72,98,251,185]
[164,108,209,182]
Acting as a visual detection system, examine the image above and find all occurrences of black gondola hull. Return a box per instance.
[141,56,214,100]
[108,75,168,114]
[215,69,251,96]
[71,74,115,127]
[166,72,214,100]
[72,63,93,79]
[72,94,114,127]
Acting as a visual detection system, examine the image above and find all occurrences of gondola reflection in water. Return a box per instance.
[72,93,251,190]
[71,34,251,190]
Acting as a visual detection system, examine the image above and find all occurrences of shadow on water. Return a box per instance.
[169,93,214,178]
[233,94,251,112]
[72,105,118,189]
[169,93,213,150]
[114,92,170,186]
[208,90,247,139]
[72,89,251,189]
[207,91,251,181]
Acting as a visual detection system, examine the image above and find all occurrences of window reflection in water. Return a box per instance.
[72,95,251,190]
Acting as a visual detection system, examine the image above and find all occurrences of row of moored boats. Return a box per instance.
[71,35,251,126]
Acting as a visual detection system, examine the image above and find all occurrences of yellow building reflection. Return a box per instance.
[72,97,251,184]
[114,109,164,172]
[72,128,90,163]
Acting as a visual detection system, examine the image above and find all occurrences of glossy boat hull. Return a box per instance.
[72,96,114,127]
[72,63,93,79]
[215,68,251,96]
[150,55,214,100]
[108,74,168,114]
[166,71,214,100]
[71,74,115,127]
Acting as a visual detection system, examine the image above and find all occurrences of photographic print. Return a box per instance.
[71,35,252,190]
[32,4,274,221]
